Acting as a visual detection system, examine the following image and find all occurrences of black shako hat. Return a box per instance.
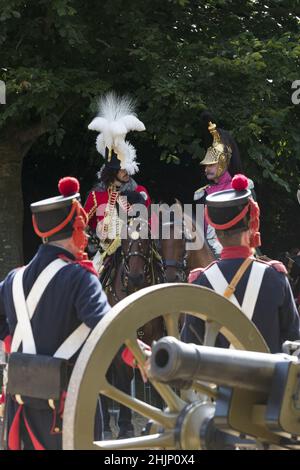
[206,188,251,231]
[31,177,82,242]
[205,174,261,248]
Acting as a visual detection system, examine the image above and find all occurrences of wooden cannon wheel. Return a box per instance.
[63,283,269,450]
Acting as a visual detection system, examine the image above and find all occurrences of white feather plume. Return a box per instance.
[88,117,107,132]
[96,134,106,156]
[88,92,145,175]
[122,115,146,132]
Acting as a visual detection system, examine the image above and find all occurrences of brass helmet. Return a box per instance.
[198,110,241,179]
[200,120,232,178]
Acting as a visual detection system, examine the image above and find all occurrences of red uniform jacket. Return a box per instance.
[84,185,151,231]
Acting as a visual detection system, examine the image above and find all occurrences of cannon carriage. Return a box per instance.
[62,283,300,450]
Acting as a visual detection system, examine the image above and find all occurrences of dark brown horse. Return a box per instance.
[184,210,216,271]
[103,216,164,306]
[99,215,165,438]
[159,201,215,283]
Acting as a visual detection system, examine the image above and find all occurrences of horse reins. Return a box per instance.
[161,221,188,282]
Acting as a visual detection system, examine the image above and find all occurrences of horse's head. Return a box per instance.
[121,216,153,292]
[159,200,188,283]
[160,223,188,282]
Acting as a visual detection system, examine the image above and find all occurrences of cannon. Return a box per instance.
[149,336,300,449]
[62,283,271,449]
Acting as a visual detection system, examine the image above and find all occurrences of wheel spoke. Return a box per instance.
[164,313,180,339]
[124,337,148,368]
[204,321,221,346]
[101,383,177,428]
[94,432,174,450]
[151,380,186,412]
[125,337,186,412]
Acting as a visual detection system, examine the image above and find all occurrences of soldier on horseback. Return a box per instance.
[84,92,151,275]
[194,111,254,257]
[84,92,158,440]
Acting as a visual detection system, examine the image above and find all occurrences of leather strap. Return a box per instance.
[54,323,91,359]
[11,259,68,353]
[204,260,268,321]
[223,257,254,299]
[11,259,91,360]
[241,261,267,321]
[205,264,240,309]
[12,268,36,354]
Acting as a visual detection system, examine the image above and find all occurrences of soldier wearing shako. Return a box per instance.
[0,177,110,450]
[84,93,151,273]
[183,174,300,353]
[194,111,252,257]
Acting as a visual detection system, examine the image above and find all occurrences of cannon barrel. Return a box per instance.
[150,336,297,393]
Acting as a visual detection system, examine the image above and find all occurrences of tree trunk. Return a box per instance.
[0,120,50,278]
[0,141,24,278]
[0,109,72,278]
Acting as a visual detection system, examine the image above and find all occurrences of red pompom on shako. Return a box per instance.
[231,174,248,191]
[205,173,261,248]
[58,177,80,197]
[32,176,88,259]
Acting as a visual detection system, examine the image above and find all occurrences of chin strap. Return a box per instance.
[71,203,88,260]
[248,198,261,248]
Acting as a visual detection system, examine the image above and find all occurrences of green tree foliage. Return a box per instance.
[1,0,300,275]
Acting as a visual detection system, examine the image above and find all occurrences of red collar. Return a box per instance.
[221,246,253,259]
[58,254,98,276]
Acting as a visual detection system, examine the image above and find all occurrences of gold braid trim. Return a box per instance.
[97,236,122,275]
[86,191,97,221]
[119,195,131,213]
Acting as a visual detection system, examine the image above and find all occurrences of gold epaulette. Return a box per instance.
[193,185,209,201]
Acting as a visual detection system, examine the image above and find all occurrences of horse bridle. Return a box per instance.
[121,218,155,291]
[161,221,188,282]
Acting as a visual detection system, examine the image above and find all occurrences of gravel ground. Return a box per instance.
[108,410,148,439]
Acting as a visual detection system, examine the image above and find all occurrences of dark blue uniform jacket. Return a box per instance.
[181,258,300,353]
[0,244,111,449]
[0,244,110,355]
